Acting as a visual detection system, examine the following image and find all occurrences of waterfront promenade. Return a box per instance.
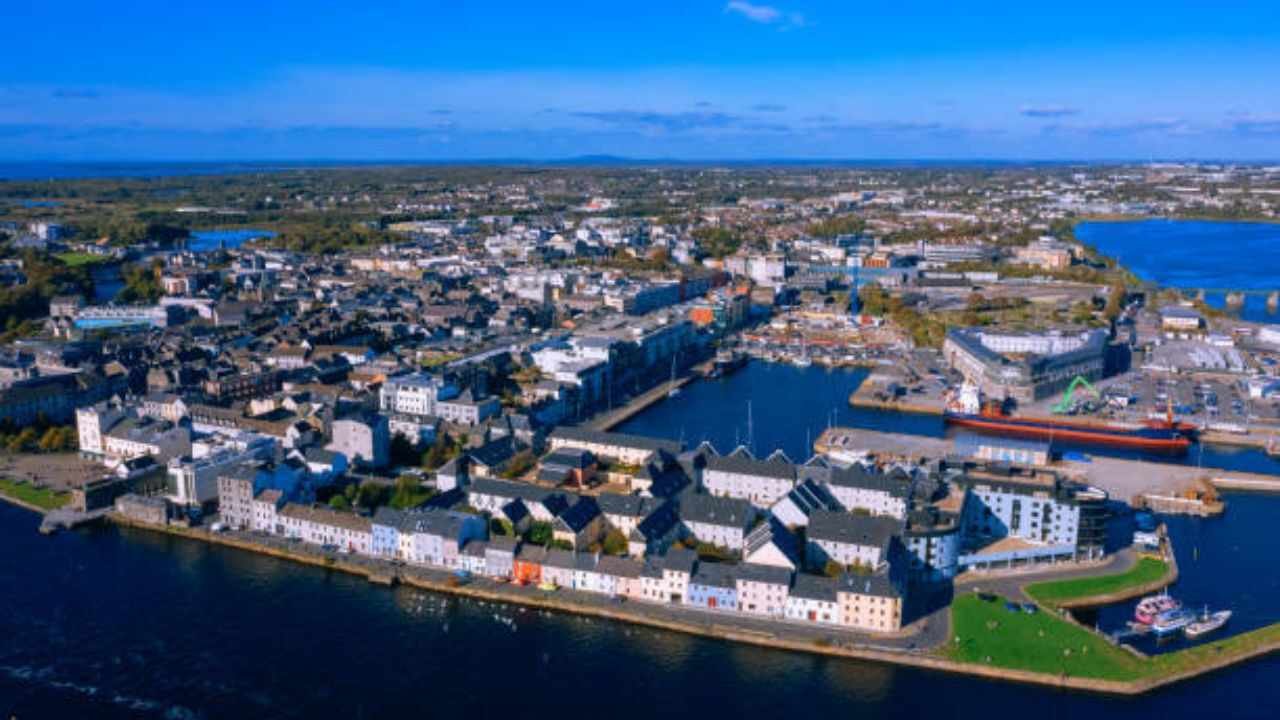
[815,426,1280,501]
[587,375,695,431]
[100,511,1280,696]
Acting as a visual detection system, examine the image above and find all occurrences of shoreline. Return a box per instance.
[1076,214,1280,227]
[0,490,54,516]
[104,512,1280,697]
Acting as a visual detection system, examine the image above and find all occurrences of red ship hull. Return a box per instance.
[945,413,1192,454]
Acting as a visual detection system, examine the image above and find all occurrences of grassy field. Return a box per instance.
[0,478,70,511]
[55,252,111,267]
[1025,557,1170,606]
[948,591,1280,685]
[945,593,1148,681]
[1148,622,1280,677]
[420,353,461,369]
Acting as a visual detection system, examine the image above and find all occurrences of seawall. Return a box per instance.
[105,513,1280,697]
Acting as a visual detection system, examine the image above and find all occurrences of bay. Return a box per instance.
[1076,219,1280,324]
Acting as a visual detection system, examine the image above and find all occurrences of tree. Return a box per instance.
[490,517,514,537]
[356,481,390,510]
[806,215,866,238]
[390,474,432,509]
[858,283,890,317]
[1103,280,1128,321]
[691,226,742,258]
[328,494,351,511]
[389,435,419,467]
[1070,300,1096,325]
[602,528,629,556]
[422,431,458,470]
[115,260,163,303]
[822,560,843,578]
[37,427,63,452]
[526,521,553,546]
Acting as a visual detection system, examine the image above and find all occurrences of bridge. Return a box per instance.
[1188,288,1278,298]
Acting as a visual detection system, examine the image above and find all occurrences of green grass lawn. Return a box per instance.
[948,592,1280,685]
[945,593,1148,681]
[1148,622,1280,676]
[1025,557,1170,606]
[0,478,70,511]
[55,252,111,267]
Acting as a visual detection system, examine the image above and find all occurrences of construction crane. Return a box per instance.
[1052,375,1102,414]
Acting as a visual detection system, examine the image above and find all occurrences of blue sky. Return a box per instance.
[3,0,1280,161]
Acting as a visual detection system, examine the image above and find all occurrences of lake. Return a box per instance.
[1076,219,1280,323]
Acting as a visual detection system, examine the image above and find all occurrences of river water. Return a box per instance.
[5,362,1280,717]
[3,496,1280,720]
[616,361,1280,475]
[5,494,1280,718]
[1076,219,1280,324]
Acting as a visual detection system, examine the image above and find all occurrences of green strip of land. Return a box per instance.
[1025,557,1170,606]
[947,591,1280,686]
[0,478,71,512]
[54,252,111,267]
[945,593,1148,680]
[1146,622,1280,676]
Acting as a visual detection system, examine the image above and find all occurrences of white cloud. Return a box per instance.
[725,2,804,29]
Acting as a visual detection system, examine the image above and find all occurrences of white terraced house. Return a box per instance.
[701,451,797,508]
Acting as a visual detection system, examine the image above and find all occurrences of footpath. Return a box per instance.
[104,513,1280,696]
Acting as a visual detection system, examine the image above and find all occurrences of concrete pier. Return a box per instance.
[814,426,1280,503]
[587,375,693,431]
[38,508,110,534]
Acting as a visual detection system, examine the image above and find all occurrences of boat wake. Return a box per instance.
[0,663,198,719]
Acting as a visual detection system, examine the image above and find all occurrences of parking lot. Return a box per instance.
[1040,370,1280,431]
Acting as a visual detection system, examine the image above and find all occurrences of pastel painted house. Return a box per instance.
[485,536,520,578]
[540,549,577,588]
[784,573,841,625]
[513,545,546,585]
[686,563,738,611]
[735,563,792,618]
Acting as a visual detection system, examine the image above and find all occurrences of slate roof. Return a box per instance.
[550,426,684,455]
[555,496,601,533]
[690,562,738,590]
[679,493,754,529]
[807,510,901,550]
[790,573,838,602]
[836,570,902,599]
[825,465,912,498]
[704,453,796,481]
[662,547,697,574]
[734,562,792,586]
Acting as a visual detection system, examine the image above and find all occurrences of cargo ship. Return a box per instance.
[945,383,1194,455]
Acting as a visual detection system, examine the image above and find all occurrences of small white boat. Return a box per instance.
[1184,609,1231,639]
[1151,608,1195,636]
